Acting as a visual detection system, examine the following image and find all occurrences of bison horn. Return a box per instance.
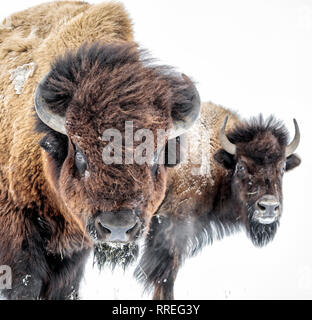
[285,119,300,157]
[219,115,236,155]
[34,77,67,135]
[168,74,201,139]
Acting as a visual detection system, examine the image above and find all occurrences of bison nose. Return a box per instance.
[254,195,280,224]
[95,209,139,242]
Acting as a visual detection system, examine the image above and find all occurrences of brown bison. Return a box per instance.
[0,2,200,299]
[135,103,301,299]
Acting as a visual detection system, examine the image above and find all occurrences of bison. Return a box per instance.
[0,2,200,299]
[135,102,301,299]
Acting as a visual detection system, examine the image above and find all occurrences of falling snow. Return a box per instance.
[22,275,31,287]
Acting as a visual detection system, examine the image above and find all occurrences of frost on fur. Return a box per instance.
[9,62,36,94]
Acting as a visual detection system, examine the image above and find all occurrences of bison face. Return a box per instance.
[56,135,169,245]
[34,43,200,260]
[215,116,301,247]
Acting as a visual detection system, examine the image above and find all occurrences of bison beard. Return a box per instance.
[248,219,279,247]
[93,242,139,270]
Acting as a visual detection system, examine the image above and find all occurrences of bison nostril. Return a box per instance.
[258,203,266,211]
[98,222,111,234]
[126,222,137,234]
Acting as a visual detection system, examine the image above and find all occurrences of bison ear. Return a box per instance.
[34,48,81,135]
[39,131,68,166]
[169,74,201,139]
[38,57,76,117]
[214,149,235,170]
[286,154,301,171]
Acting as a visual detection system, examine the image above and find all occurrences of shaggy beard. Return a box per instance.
[93,242,139,270]
[247,219,279,247]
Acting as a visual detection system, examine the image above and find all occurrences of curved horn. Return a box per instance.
[34,76,67,135]
[168,74,201,139]
[285,119,300,157]
[219,115,236,155]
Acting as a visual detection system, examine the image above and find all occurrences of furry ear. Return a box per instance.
[214,149,235,169]
[169,74,200,139]
[38,54,79,117]
[286,154,301,171]
[39,131,68,167]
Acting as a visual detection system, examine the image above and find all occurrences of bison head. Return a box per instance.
[34,43,200,264]
[214,115,300,247]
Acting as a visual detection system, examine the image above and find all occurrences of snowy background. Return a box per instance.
[1,0,312,299]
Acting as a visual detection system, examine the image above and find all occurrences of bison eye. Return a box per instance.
[235,162,246,177]
[75,150,87,176]
[281,162,286,175]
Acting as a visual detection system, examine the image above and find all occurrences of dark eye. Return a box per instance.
[236,162,246,177]
[75,150,87,176]
[281,162,286,175]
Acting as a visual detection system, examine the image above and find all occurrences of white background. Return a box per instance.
[1,0,312,299]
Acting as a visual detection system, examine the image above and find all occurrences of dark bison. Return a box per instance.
[0,2,200,299]
[135,102,301,299]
